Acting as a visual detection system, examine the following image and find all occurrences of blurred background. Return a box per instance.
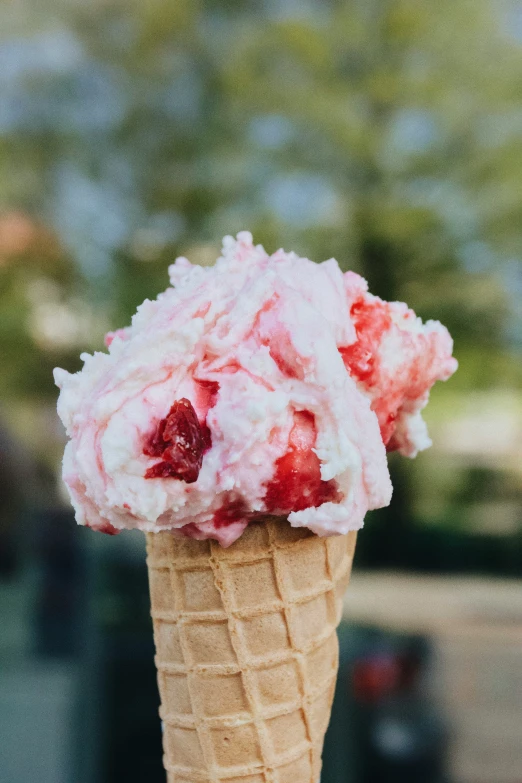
[1,1,521,781]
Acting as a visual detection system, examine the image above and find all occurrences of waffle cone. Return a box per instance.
[146,517,356,783]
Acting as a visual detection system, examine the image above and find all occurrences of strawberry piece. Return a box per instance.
[264,411,340,513]
[144,398,209,483]
[381,412,398,450]
[143,417,168,458]
[213,497,249,528]
[339,298,391,385]
[88,521,120,535]
[339,297,396,445]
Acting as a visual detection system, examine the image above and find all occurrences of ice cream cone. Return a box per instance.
[146,517,356,782]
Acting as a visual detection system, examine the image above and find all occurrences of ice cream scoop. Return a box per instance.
[54,231,457,546]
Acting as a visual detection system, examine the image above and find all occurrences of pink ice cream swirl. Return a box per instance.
[54,232,457,546]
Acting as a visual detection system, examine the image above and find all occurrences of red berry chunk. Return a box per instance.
[213,497,249,528]
[88,521,119,535]
[339,297,397,446]
[144,398,209,483]
[264,411,340,514]
[339,298,391,385]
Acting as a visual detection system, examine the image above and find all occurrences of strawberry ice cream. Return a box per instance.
[54,231,457,546]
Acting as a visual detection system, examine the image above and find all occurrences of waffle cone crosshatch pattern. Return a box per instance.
[146,518,356,782]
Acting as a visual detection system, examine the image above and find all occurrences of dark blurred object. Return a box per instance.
[355,637,448,783]
[322,627,449,783]
[94,544,164,783]
[103,634,163,783]
[0,417,62,579]
[356,456,522,577]
[0,527,17,578]
[0,420,31,578]
[33,509,85,657]
[356,516,522,577]
[352,651,401,704]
